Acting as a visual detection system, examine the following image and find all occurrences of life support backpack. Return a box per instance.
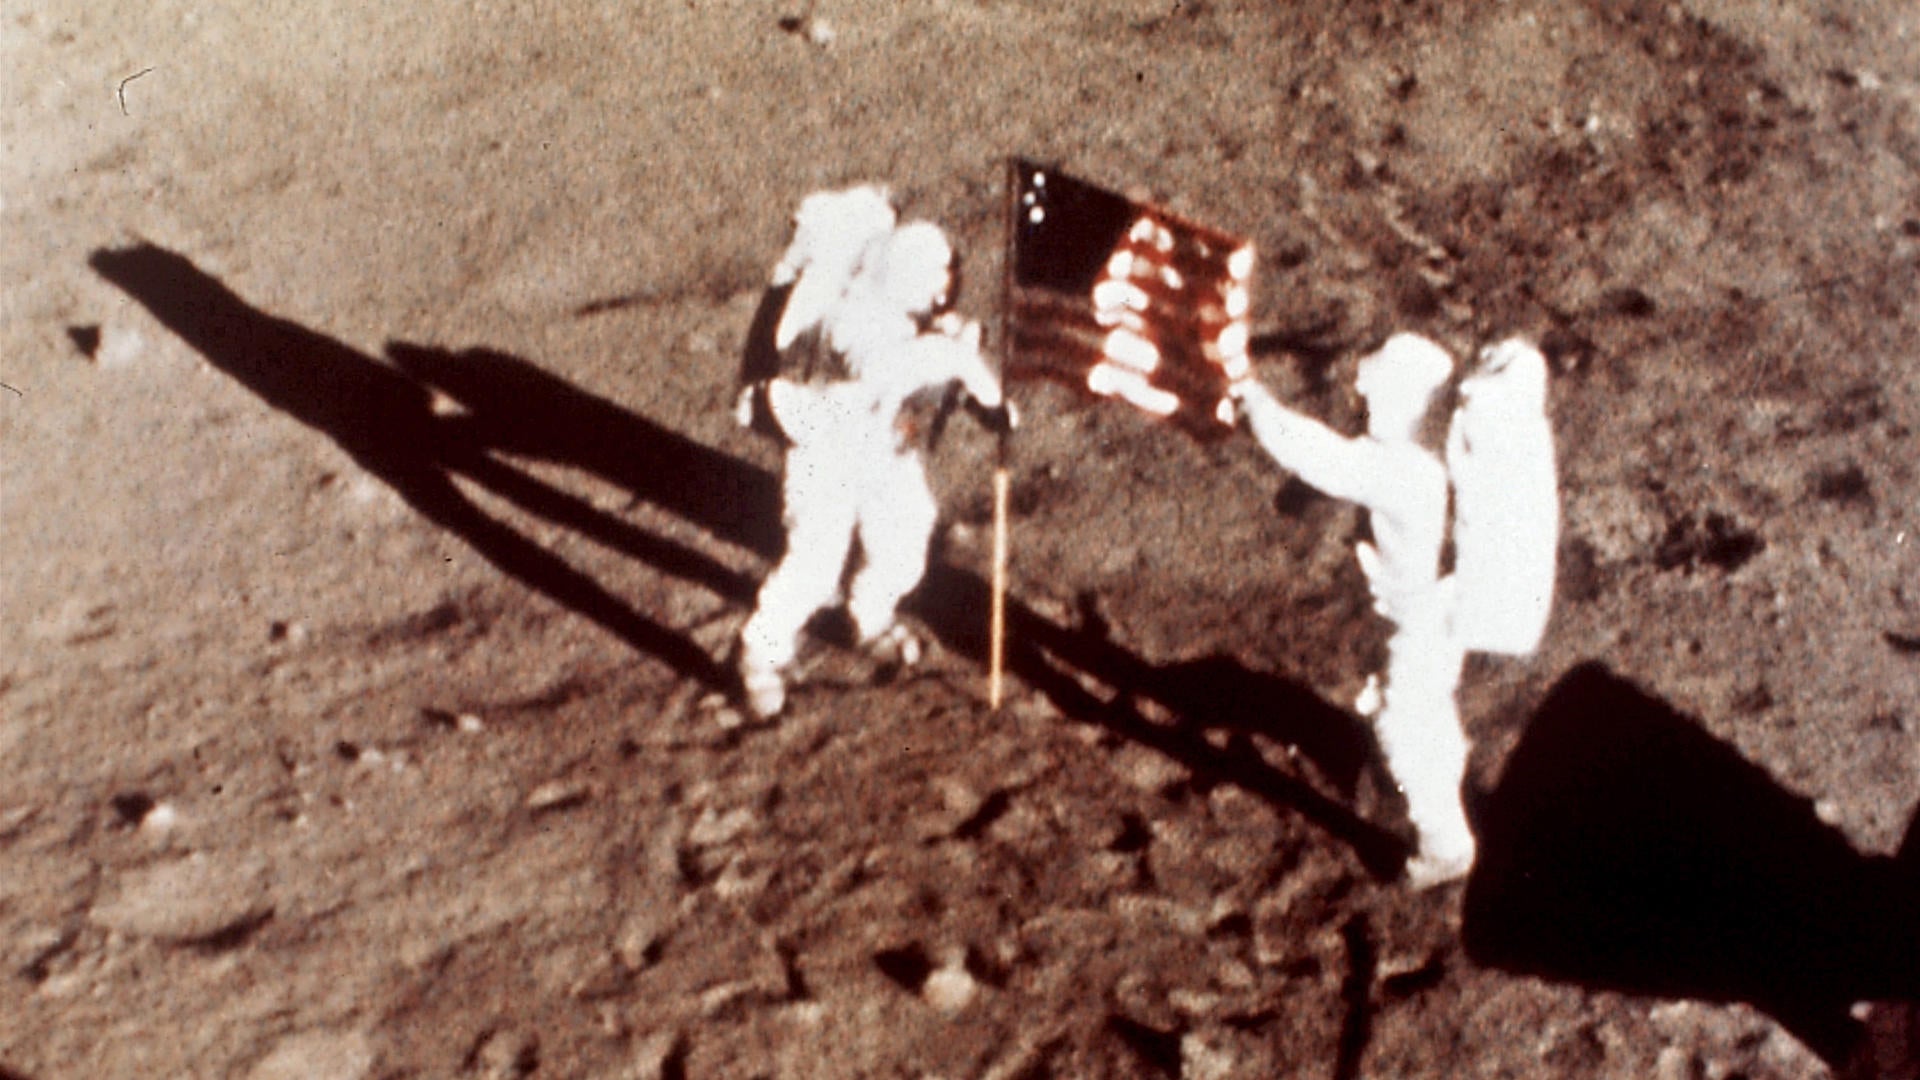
[737,197,890,439]
[1443,340,1560,656]
[737,294,861,442]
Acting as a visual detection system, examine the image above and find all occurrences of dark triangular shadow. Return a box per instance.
[1465,662,1920,1069]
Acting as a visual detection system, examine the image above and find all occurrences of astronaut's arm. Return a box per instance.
[1231,376,1380,504]
[911,318,1006,411]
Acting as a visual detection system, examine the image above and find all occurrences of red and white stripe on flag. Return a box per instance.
[1007,159,1254,439]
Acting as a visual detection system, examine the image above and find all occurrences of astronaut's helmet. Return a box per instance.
[1465,339,1548,411]
[1355,332,1453,434]
[875,221,960,320]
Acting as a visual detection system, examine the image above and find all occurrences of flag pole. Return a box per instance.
[989,157,1016,711]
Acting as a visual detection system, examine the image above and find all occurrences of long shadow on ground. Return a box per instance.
[1466,662,1920,1073]
[914,567,1401,873]
[90,241,1403,876]
[89,244,757,690]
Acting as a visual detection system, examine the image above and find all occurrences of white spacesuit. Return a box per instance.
[1230,334,1558,889]
[737,191,1006,719]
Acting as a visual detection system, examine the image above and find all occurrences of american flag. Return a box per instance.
[1005,158,1255,439]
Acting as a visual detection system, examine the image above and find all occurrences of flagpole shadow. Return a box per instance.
[91,241,1403,875]
[912,566,1410,879]
[1133,652,1375,798]
[1464,662,1920,1071]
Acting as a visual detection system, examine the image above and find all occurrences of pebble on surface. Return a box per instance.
[246,1029,377,1080]
[922,955,979,1014]
[1181,1028,1241,1080]
[1109,742,1192,794]
[620,1030,683,1080]
[89,853,273,943]
[616,904,669,971]
[687,805,758,849]
[1654,1045,1696,1080]
[526,778,591,813]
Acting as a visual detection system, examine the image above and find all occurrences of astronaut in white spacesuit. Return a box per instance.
[1228,333,1558,888]
[736,188,1008,719]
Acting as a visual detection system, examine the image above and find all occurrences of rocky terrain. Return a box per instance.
[5,1,1919,1076]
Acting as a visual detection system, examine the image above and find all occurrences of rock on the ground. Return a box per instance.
[616,1030,683,1080]
[246,1029,377,1080]
[922,955,979,1014]
[89,853,272,943]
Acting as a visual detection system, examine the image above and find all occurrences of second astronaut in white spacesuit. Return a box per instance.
[1229,333,1557,888]
[737,189,1008,719]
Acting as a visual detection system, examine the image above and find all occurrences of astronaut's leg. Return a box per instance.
[845,448,939,661]
[739,442,858,716]
[1370,626,1475,889]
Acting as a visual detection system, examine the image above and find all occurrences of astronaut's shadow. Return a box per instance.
[1465,662,1920,1071]
[90,241,1401,874]
[88,242,773,691]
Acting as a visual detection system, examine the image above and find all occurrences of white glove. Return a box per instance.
[930,311,982,348]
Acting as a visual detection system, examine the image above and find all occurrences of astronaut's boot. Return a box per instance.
[1404,797,1477,890]
[734,631,788,719]
[737,605,806,720]
[865,622,924,668]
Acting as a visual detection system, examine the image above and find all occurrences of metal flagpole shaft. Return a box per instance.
[989,465,1009,709]
[989,156,1017,711]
